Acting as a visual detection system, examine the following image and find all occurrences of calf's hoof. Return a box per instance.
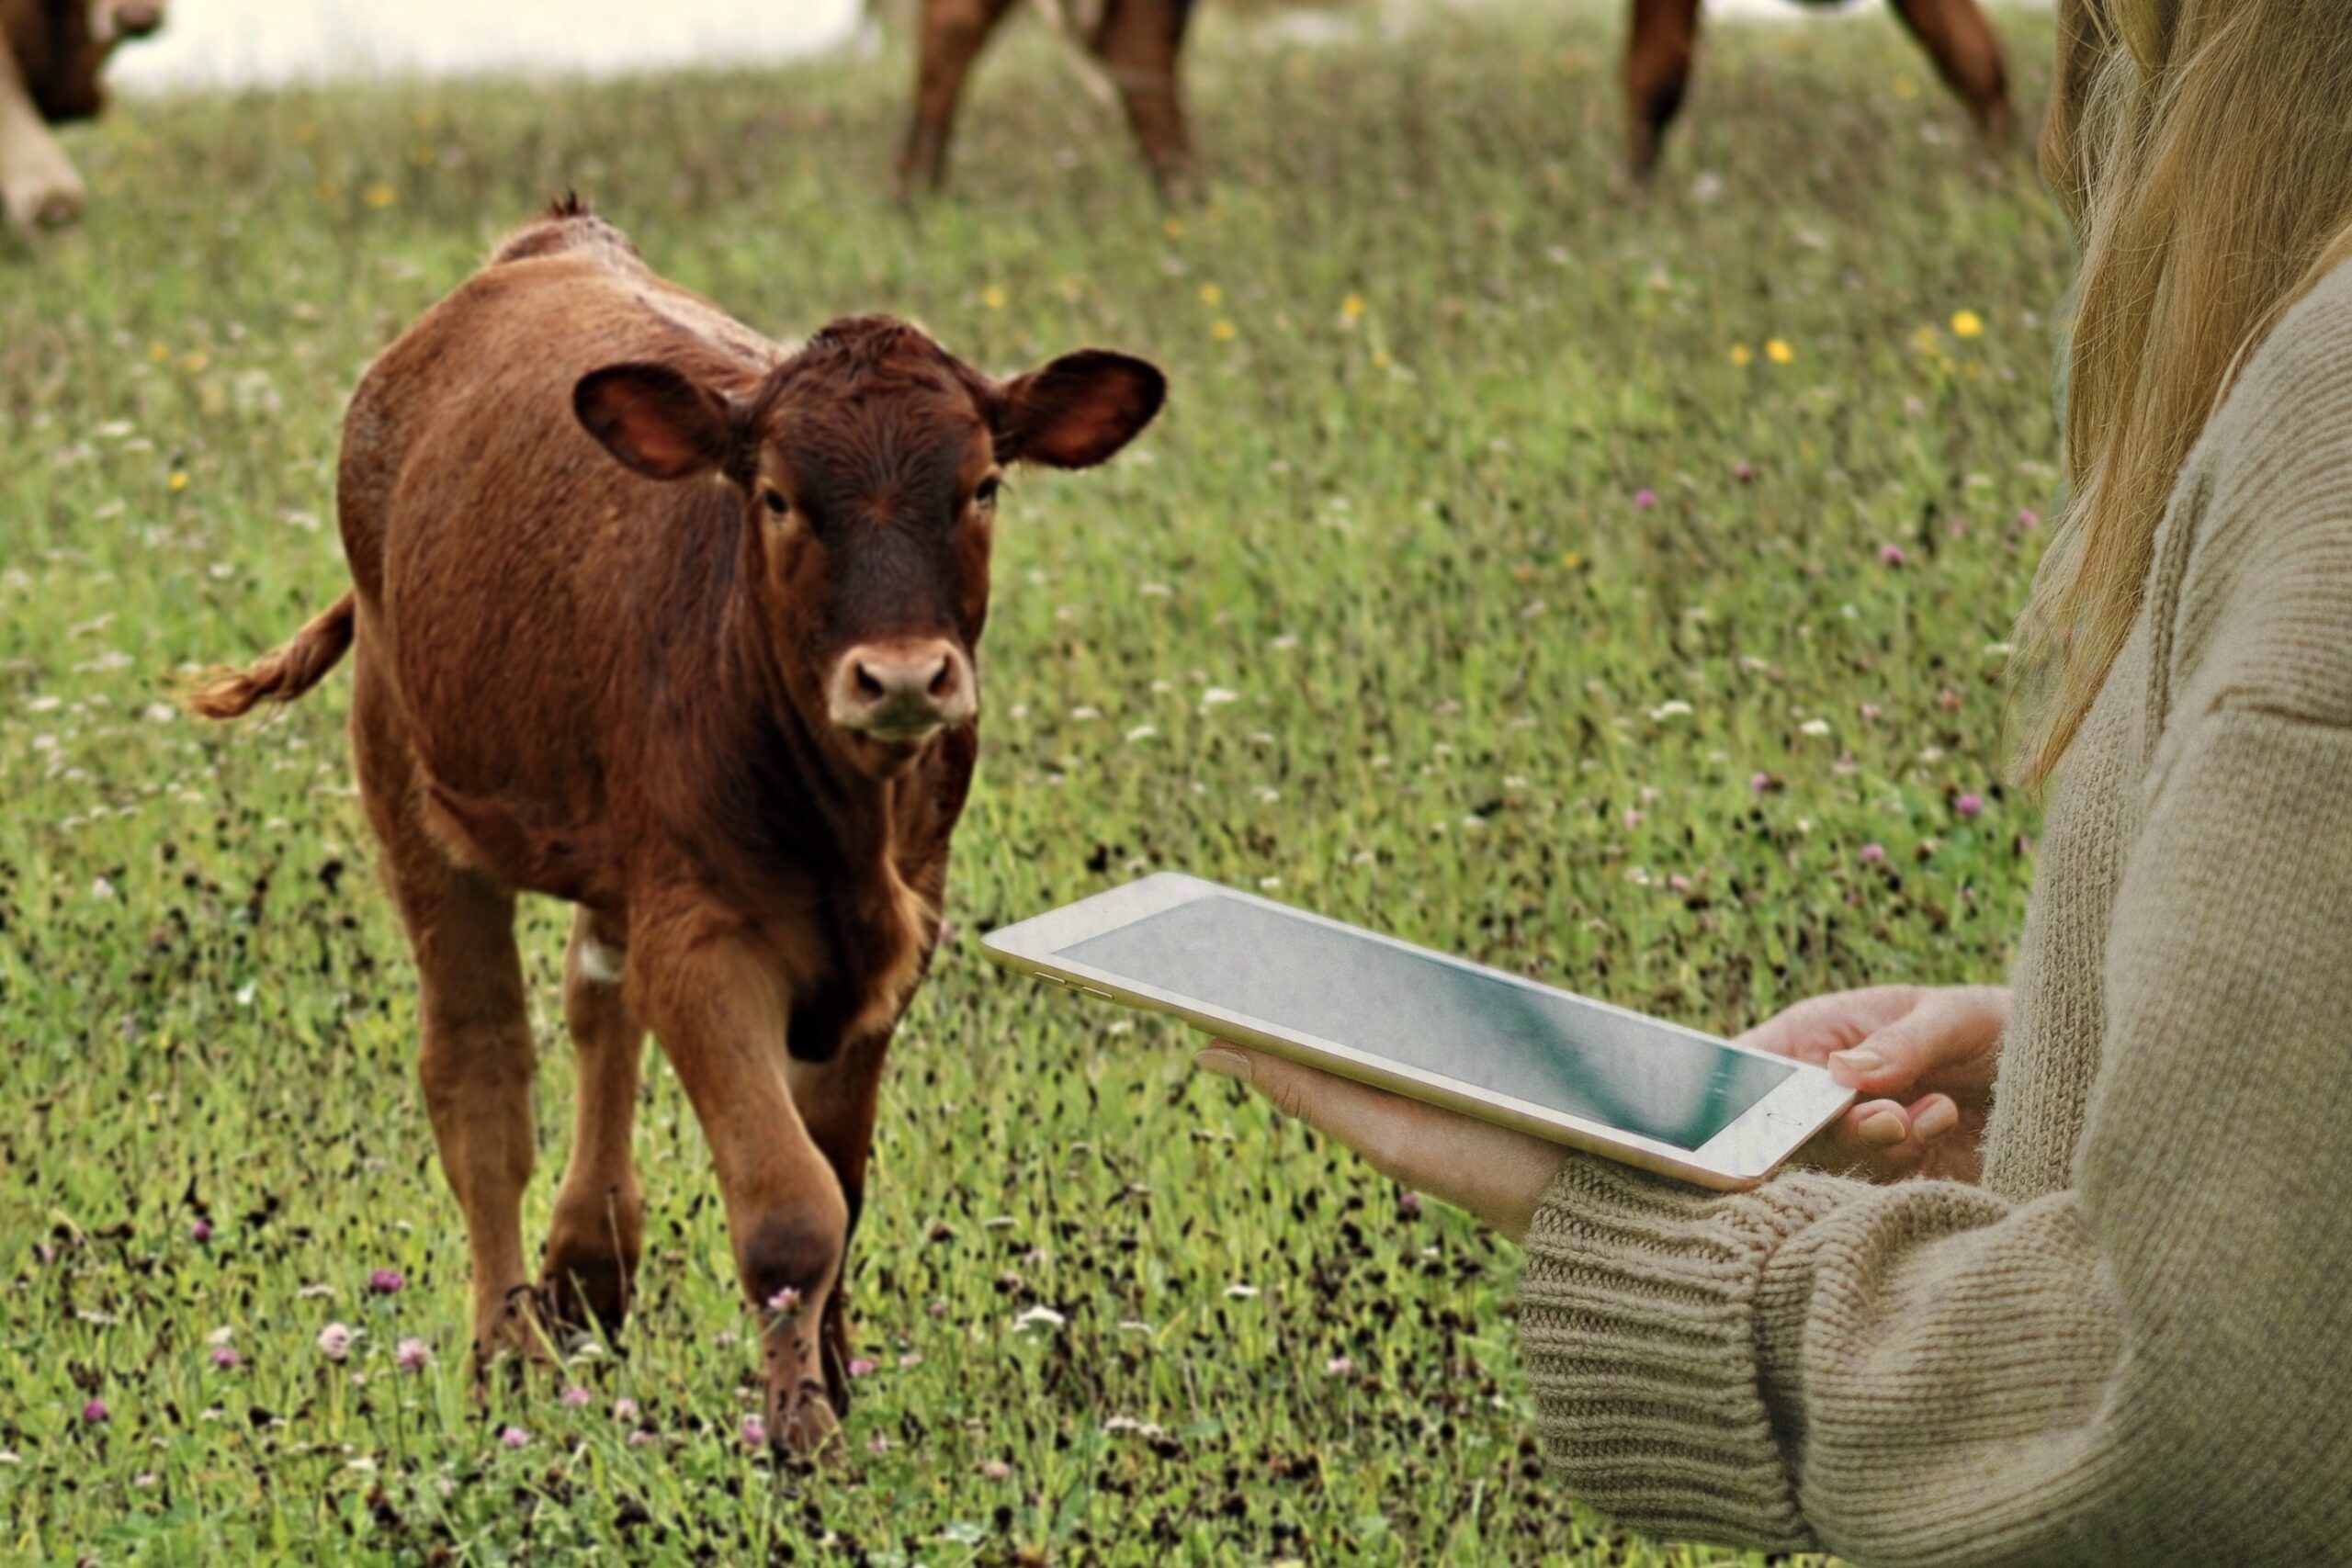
[766,1373,845,1466]
[4,175,86,235]
[468,1283,559,1382]
[538,1202,640,1344]
[537,1248,635,1344]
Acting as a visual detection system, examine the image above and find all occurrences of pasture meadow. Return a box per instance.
[0,4,2071,1562]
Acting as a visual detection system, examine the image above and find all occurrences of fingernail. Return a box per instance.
[1194,1046,1251,1084]
[1858,1110,1906,1146]
[1830,1046,1884,1080]
[1912,1099,1960,1140]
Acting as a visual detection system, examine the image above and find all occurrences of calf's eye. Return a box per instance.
[974,477,1001,509]
[762,489,790,517]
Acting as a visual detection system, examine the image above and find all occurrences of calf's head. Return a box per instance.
[575,317,1162,777]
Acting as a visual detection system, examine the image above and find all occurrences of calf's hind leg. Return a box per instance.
[1623,0,1702,181]
[353,700,540,1366]
[896,0,1023,197]
[1887,0,2013,140]
[1092,0,1198,196]
[537,907,648,1340]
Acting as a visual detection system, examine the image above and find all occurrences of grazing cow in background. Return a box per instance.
[0,0,165,234]
[897,0,1199,198]
[190,200,1165,1455]
[1625,0,2011,177]
[890,0,2011,196]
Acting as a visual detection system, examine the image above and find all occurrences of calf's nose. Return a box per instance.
[828,640,975,739]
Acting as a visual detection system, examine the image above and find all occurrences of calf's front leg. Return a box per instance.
[790,1032,893,1412]
[634,930,850,1460]
[0,43,85,233]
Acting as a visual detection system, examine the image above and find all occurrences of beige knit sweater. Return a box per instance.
[1519,265,2352,1566]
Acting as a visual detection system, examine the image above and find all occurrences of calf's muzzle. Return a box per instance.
[826,639,975,740]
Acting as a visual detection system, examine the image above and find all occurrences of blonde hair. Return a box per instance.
[2018,0,2352,782]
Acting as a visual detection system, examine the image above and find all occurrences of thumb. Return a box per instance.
[1826,1003,1970,1097]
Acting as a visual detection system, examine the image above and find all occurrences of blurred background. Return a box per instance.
[109,0,2044,89]
[112,0,865,87]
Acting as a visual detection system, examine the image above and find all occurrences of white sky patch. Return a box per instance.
[113,0,862,93]
[111,0,2051,93]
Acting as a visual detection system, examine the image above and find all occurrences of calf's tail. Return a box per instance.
[185,591,357,719]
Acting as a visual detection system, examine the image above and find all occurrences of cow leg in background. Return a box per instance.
[353,694,542,1367]
[896,0,1022,197]
[1091,0,1196,196]
[0,36,85,232]
[634,929,850,1459]
[1886,0,2014,140]
[789,1033,892,1412]
[1623,0,1702,181]
[537,907,648,1340]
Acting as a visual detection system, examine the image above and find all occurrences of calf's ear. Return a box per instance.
[574,363,741,481]
[993,350,1166,469]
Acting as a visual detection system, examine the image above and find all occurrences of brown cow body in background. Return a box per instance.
[0,0,164,233]
[1625,0,2010,176]
[193,202,1164,1454]
[895,0,2009,196]
[899,0,1200,197]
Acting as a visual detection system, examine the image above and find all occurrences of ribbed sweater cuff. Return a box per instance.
[1516,1155,1847,1553]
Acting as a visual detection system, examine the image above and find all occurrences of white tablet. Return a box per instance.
[983,873,1853,1190]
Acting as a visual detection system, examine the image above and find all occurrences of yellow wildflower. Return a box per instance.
[167,471,189,492]
[982,286,1007,310]
[1199,284,1222,307]
[1162,218,1184,241]
[1729,344,1754,367]
[1765,339,1795,366]
[1341,293,1368,321]
[1212,320,1238,344]
[1951,309,1984,339]
[364,184,398,209]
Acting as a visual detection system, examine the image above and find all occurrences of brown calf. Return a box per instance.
[0,0,165,233]
[894,0,2011,195]
[192,201,1164,1455]
[1625,0,2012,178]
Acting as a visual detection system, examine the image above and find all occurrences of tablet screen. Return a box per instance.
[1059,893,1793,1150]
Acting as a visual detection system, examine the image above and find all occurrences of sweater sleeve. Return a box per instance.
[1518,284,2352,1566]
[1521,712,2352,1563]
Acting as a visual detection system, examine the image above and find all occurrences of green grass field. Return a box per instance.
[0,5,2074,1562]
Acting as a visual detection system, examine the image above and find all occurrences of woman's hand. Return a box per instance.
[1192,986,2006,1237]
[1194,1045,1567,1241]
[1736,985,2007,1182]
